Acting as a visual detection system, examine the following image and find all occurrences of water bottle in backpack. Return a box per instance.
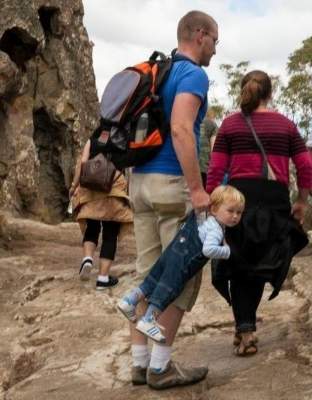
[135,113,149,142]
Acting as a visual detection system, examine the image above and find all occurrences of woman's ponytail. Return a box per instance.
[240,70,272,115]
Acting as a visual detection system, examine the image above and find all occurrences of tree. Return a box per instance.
[279,36,312,138]
[270,75,282,110]
[219,61,249,111]
[208,98,225,125]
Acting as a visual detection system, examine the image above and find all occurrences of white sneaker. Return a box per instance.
[136,317,166,343]
[79,258,93,281]
[117,298,137,323]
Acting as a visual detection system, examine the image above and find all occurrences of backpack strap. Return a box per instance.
[149,49,198,90]
[149,51,173,90]
[149,51,168,62]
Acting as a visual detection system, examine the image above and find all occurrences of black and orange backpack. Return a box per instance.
[96,51,174,170]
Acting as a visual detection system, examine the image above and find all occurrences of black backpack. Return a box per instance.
[95,51,174,170]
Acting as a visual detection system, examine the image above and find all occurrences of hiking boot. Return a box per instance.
[96,276,119,290]
[131,366,147,385]
[117,297,137,323]
[136,316,166,343]
[147,361,208,390]
[79,258,93,281]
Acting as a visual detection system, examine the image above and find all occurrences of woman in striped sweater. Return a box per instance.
[206,70,312,356]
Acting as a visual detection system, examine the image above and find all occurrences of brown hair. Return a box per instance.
[210,185,245,211]
[177,10,216,42]
[240,70,272,115]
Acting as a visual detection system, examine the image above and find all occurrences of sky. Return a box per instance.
[82,0,312,106]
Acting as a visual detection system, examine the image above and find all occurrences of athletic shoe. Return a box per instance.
[96,275,119,290]
[79,258,93,281]
[131,366,147,385]
[147,361,208,390]
[136,316,166,343]
[117,297,137,322]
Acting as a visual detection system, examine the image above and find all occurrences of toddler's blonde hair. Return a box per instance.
[210,185,245,210]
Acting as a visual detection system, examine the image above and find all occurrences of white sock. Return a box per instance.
[131,344,150,368]
[82,256,93,264]
[97,275,109,283]
[149,343,172,372]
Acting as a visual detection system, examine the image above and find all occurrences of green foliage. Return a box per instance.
[208,98,225,125]
[219,61,249,110]
[279,36,312,138]
[270,75,282,109]
[287,36,312,72]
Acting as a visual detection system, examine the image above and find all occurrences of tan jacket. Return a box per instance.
[72,173,133,236]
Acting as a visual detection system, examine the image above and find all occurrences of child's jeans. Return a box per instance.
[139,211,208,311]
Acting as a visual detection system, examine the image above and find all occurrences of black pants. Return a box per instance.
[83,219,120,260]
[230,278,265,333]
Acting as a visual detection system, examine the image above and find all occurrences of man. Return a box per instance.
[129,10,218,390]
[199,109,218,186]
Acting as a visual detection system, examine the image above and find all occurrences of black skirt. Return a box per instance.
[212,178,308,304]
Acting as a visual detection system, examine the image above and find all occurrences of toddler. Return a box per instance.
[118,185,245,342]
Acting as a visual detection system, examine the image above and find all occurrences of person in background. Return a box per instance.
[206,70,312,356]
[199,109,218,186]
[70,128,133,290]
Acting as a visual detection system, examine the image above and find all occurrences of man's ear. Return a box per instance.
[195,30,203,46]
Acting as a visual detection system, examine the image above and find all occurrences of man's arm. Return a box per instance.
[171,93,210,211]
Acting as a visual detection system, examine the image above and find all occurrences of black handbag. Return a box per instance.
[80,153,120,192]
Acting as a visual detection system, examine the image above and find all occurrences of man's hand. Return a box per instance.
[291,199,307,225]
[190,188,210,212]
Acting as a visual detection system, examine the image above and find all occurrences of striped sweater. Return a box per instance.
[206,111,312,193]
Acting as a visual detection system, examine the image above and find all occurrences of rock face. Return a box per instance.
[0,0,99,223]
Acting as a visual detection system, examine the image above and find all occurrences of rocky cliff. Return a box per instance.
[0,0,99,223]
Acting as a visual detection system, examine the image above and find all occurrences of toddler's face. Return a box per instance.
[212,200,244,227]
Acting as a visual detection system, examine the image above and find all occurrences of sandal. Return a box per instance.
[234,340,258,357]
[233,332,242,346]
[233,332,258,346]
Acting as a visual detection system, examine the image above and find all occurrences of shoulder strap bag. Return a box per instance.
[242,113,276,181]
[80,153,121,193]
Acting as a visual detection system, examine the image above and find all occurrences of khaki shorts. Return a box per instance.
[129,173,202,312]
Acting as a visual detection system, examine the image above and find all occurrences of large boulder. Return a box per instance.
[0,0,99,223]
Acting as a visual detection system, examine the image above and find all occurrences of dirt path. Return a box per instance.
[0,217,311,400]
